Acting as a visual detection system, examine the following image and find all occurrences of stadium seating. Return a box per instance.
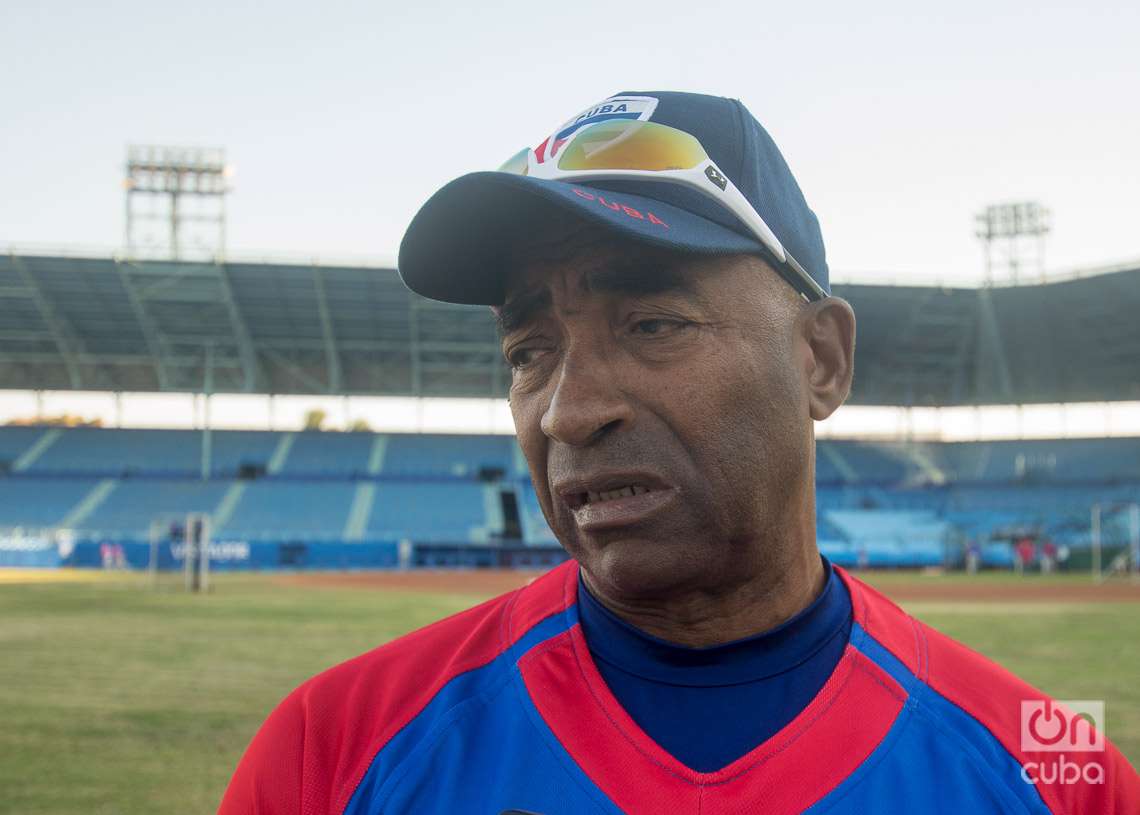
[518,481,557,544]
[207,431,283,476]
[366,482,492,542]
[27,427,200,475]
[381,433,515,478]
[0,425,52,470]
[822,441,912,484]
[0,475,100,527]
[824,510,950,567]
[80,479,232,537]
[220,481,358,540]
[928,438,1140,484]
[279,431,373,476]
[2,426,1138,568]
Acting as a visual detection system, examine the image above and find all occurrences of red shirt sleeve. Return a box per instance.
[218,689,305,814]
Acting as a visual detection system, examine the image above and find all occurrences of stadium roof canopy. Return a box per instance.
[1,251,1138,406]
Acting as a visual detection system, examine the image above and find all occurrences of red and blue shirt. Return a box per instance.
[220,560,1139,814]
[576,560,852,772]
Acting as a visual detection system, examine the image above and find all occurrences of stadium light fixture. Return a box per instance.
[124,144,231,261]
[975,201,1052,285]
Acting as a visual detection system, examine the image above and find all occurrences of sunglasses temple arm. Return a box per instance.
[717,175,827,301]
[716,176,786,262]
[782,250,828,301]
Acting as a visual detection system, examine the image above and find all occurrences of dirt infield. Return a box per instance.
[0,568,131,585]
[277,568,1140,603]
[277,569,549,596]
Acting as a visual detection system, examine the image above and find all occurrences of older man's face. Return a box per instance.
[500,228,816,599]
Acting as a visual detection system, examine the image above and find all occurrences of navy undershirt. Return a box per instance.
[576,558,852,772]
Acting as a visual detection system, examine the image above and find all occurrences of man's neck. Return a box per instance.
[579,546,827,649]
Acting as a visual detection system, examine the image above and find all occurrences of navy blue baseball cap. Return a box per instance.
[398,91,829,305]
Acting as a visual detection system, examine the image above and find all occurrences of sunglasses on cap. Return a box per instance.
[497,119,827,302]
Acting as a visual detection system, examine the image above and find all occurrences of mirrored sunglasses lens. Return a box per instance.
[557,120,707,172]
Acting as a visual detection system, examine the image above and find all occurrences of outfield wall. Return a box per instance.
[63,539,401,571]
[1,533,980,571]
[0,533,572,571]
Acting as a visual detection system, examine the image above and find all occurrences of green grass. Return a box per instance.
[0,576,478,815]
[0,573,1136,814]
[902,600,1140,765]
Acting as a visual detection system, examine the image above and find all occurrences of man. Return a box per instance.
[220,92,1137,814]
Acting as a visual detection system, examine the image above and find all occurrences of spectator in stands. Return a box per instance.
[965,540,980,574]
[1015,536,1036,574]
[99,541,125,570]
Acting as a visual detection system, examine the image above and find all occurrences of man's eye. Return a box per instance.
[630,318,686,335]
[507,347,545,369]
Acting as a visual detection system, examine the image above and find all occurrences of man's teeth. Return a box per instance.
[584,485,651,504]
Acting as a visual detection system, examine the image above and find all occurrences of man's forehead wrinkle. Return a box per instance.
[505,247,616,305]
[502,231,617,308]
[500,242,715,337]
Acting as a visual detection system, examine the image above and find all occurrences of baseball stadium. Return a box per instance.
[9,0,1140,807]
[1,247,1138,811]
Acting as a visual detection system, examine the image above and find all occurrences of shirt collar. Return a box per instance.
[576,557,852,687]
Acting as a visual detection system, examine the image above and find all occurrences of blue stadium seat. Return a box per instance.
[28,428,199,475]
[382,434,513,477]
[366,482,489,542]
[209,431,283,475]
[517,481,557,544]
[280,431,372,476]
[79,479,232,536]
[220,481,357,540]
[0,426,50,468]
[1,428,1137,561]
[0,476,100,527]
[826,441,912,484]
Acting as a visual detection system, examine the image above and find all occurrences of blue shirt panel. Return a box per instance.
[577,558,853,772]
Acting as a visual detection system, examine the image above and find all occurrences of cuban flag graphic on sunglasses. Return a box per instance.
[533,95,659,164]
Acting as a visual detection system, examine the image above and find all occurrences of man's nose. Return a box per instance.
[539,347,634,447]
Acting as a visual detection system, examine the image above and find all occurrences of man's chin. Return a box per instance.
[576,534,700,599]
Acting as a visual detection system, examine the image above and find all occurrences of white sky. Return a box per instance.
[5,391,1140,441]
[2,0,1138,283]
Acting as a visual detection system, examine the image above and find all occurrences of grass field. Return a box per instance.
[1,568,1137,814]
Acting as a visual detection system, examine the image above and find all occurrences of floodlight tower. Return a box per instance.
[123,145,232,260]
[974,201,1051,285]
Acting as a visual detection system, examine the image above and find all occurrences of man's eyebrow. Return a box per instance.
[496,258,696,337]
[496,286,552,337]
[584,261,694,297]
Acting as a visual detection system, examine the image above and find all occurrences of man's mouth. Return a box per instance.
[556,474,677,530]
[581,484,653,506]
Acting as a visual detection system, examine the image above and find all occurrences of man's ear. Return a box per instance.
[800,297,856,421]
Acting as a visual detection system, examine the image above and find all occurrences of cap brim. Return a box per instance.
[397,172,765,305]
